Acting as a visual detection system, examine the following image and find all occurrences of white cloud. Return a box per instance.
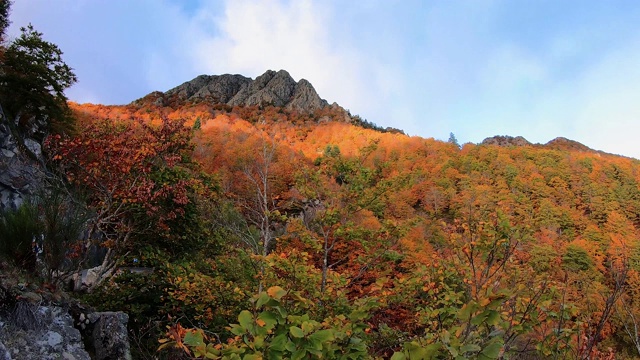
[188,0,395,121]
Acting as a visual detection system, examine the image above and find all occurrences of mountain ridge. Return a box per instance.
[135,69,332,114]
[481,134,630,158]
[131,70,618,156]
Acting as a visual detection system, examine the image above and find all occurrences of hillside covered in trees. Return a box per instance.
[49,91,640,359]
[2,3,640,358]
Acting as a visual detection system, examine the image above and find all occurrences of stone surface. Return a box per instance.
[88,312,132,360]
[71,267,102,293]
[0,340,10,360]
[22,138,41,158]
[0,298,133,360]
[166,73,252,104]
[286,78,327,112]
[0,305,90,360]
[0,109,45,212]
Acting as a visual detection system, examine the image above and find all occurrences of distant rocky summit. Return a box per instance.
[481,135,532,147]
[480,135,615,157]
[545,137,593,152]
[154,69,329,113]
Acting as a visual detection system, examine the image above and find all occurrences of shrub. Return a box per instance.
[38,188,87,281]
[0,201,41,270]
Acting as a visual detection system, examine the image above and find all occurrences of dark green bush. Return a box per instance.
[39,188,87,281]
[0,189,87,279]
[0,201,41,270]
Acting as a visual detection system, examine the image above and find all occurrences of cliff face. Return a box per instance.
[162,69,329,113]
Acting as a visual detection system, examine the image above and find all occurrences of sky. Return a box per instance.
[8,0,640,158]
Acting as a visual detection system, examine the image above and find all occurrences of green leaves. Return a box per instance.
[167,285,373,359]
[478,341,503,360]
[238,310,253,331]
[392,341,441,360]
[308,329,334,343]
[184,330,205,348]
[289,326,304,338]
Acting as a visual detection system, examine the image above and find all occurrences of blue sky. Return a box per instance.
[8,0,640,158]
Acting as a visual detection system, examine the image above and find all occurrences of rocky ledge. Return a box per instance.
[0,269,131,360]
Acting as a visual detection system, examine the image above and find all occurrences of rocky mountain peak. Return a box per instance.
[159,69,329,113]
[481,135,531,147]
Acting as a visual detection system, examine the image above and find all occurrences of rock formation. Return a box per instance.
[87,312,132,360]
[160,69,329,113]
[0,305,90,360]
[481,135,531,147]
[166,74,252,104]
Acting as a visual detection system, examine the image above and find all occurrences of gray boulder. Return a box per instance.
[71,266,102,293]
[0,340,11,360]
[87,312,132,360]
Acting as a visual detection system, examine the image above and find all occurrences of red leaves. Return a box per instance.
[45,115,200,251]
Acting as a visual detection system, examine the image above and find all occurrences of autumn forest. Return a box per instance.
[54,97,640,359]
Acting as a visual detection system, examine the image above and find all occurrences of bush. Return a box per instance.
[0,201,41,270]
[0,189,87,279]
[38,188,87,281]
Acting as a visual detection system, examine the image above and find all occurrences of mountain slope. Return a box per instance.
[64,71,640,359]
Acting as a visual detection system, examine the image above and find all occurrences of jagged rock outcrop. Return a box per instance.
[287,78,328,112]
[0,341,10,360]
[166,74,252,104]
[160,69,329,113]
[481,135,531,147]
[0,305,132,360]
[0,305,91,360]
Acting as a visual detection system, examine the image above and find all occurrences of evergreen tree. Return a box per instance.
[448,132,460,148]
[0,0,11,42]
[0,23,77,137]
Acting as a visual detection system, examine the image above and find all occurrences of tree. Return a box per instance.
[448,132,460,148]
[0,0,11,43]
[46,117,206,289]
[240,135,280,258]
[0,23,77,137]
